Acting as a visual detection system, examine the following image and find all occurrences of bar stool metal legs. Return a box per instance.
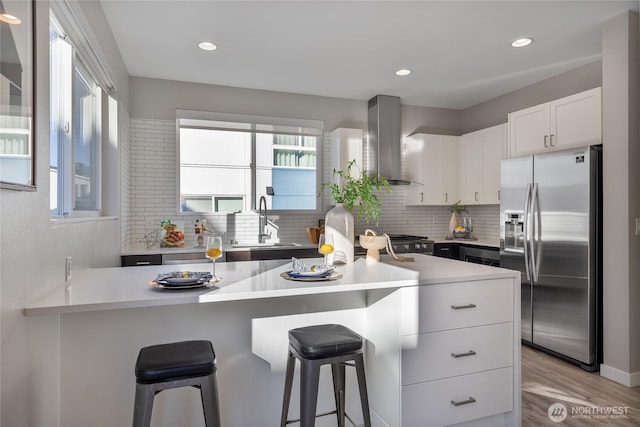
[280,324,372,427]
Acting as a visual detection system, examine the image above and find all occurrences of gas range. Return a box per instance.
[355,234,434,256]
[386,234,434,255]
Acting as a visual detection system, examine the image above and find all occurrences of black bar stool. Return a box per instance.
[280,324,372,427]
[133,340,221,427]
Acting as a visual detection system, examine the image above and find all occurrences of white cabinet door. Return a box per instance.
[551,87,602,150]
[329,128,363,182]
[404,134,457,205]
[401,367,513,427]
[509,102,550,157]
[401,322,513,385]
[481,124,503,204]
[442,137,458,204]
[509,87,602,157]
[460,133,482,204]
[459,124,503,205]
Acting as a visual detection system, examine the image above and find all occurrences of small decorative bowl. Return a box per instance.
[452,230,469,239]
[359,234,388,262]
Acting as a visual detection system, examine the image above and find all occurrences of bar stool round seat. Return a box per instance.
[133,340,221,427]
[281,324,372,427]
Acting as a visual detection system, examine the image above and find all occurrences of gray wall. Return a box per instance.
[460,60,602,134]
[0,1,130,426]
[130,76,461,137]
[602,11,640,382]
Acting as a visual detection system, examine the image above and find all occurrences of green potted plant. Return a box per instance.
[320,159,390,225]
[448,200,468,237]
[319,159,389,263]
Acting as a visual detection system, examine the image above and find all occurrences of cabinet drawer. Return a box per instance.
[433,243,460,259]
[121,254,162,267]
[401,323,513,384]
[418,279,513,332]
[402,367,513,427]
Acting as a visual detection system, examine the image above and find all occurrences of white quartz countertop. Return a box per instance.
[25,254,516,316]
[381,254,517,285]
[25,258,418,316]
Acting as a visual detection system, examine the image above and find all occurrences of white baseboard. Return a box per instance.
[600,364,640,387]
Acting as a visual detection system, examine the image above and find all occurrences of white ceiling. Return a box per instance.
[99,0,639,109]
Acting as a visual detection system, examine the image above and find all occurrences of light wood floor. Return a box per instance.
[521,345,640,426]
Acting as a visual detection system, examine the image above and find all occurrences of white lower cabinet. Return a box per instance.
[401,322,513,385]
[399,279,516,426]
[417,278,513,332]
[401,367,513,427]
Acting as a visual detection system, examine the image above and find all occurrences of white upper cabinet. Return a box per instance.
[404,134,458,205]
[509,87,601,157]
[459,124,505,205]
[551,88,602,149]
[329,127,363,181]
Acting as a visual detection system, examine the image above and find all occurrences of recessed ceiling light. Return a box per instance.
[198,41,217,51]
[0,13,21,24]
[395,69,412,77]
[511,38,533,48]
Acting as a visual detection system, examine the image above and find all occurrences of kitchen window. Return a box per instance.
[49,8,115,218]
[177,110,323,213]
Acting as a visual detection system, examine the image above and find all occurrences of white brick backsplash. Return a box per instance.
[123,117,500,248]
[120,106,131,251]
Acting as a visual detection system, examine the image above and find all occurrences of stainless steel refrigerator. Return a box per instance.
[500,145,602,371]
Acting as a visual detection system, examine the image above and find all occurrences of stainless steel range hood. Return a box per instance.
[367,95,410,185]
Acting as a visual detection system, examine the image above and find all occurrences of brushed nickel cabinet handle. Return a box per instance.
[450,303,477,310]
[550,134,555,147]
[544,135,548,147]
[420,192,423,202]
[135,261,151,265]
[451,397,477,407]
[451,350,477,358]
[474,191,479,201]
[445,192,448,202]
[498,190,500,200]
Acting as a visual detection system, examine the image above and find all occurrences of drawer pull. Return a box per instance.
[135,261,151,265]
[450,303,477,310]
[451,397,477,407]
[451,350,477,358]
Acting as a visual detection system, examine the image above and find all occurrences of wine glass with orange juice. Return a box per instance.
[205,236,223,281]
[318,233,334,266]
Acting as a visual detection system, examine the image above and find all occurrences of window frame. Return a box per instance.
[176,109,324,215]
[49,11,108,219]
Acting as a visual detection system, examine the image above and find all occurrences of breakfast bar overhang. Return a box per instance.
[25,255,520,427]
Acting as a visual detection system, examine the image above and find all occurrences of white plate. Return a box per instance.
[164,277,202,285]
[287,269,333,278]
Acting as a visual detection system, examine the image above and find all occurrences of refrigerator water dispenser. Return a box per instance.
[504,212,524,252]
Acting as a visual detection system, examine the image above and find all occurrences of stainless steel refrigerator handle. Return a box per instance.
[523,183,532,281]
[530,183,540,282]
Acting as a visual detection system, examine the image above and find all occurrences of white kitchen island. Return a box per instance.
[25,255,520,427]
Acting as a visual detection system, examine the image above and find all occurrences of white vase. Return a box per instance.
[325,203,354,264]
[449,212,458,236]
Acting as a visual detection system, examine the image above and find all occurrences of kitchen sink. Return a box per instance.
[230,242,302,249]
[226,243,316,262]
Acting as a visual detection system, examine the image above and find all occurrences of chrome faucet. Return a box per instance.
[258,196,270,243]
